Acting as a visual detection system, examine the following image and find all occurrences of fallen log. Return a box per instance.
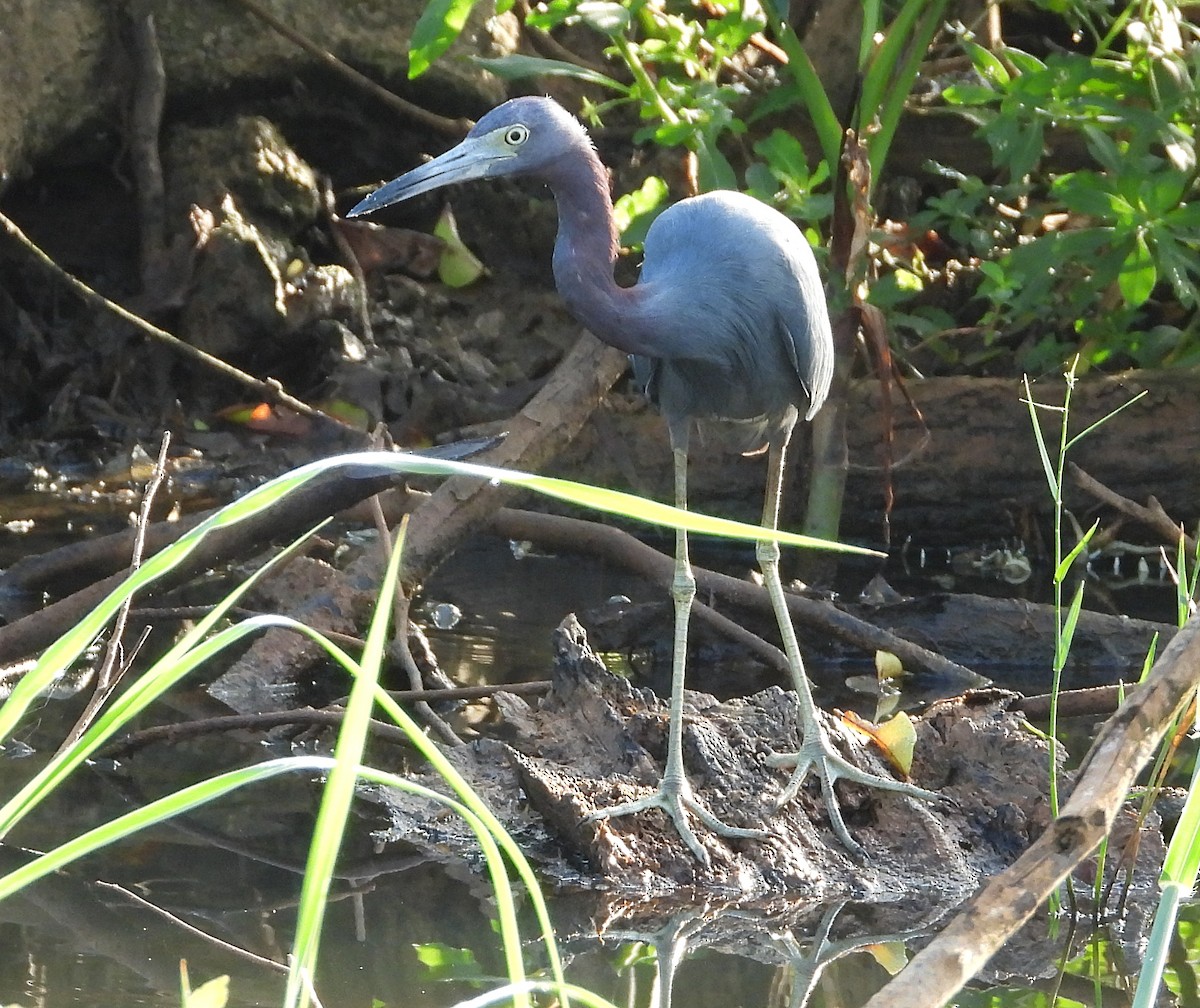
[560,367,1200,548]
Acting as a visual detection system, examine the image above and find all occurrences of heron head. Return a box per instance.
[348,97,590,217]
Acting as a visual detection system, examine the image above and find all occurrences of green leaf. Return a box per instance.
[1081,125,1123,175]
[1022,375,1059,499]
[941,82,1000,106]
[1055,579,1087,670]
[413,943,486,983]
[1054,519,1099,584]
[434,205,487,287]
[1153,232,1200,307]
[1052,171,1130,220]
[472,54,626,92]
[574,0,629,34]
[1162,759,1200,887]
[1002,46,1046,75]
[181,972,230,1008]
[408,0,479,78]
[1118,231,1157,308]
[614,175,669,245]
[964,40,1010,86]
[754,129,811,179]
[694,131,737,191]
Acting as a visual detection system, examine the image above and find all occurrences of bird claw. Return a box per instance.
[767,735,941,860]
[585,778,767,867]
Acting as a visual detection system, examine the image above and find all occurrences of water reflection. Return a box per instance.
[3,826,1164,1008]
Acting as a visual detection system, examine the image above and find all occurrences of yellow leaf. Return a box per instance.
[434,205,487,288]
[839,710,918,775]
[863,940,908,975]
[874,649,904,680]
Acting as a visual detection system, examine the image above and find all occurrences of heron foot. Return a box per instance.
[584,777,767,868]
[768,732,941,859]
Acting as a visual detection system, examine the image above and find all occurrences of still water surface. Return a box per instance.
[0,521,1193,1007]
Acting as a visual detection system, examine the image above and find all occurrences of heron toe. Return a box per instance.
[585,776,767,867]
[767,731,942,859]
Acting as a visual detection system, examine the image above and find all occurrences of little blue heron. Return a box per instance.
[349,96,938,863]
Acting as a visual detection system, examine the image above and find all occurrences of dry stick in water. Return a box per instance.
[56,432,173,753]
[862,613,1200,1008]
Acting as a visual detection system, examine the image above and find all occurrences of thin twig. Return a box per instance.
[95,880,289,973]
[863,613,1200,1008]
[228,0,472,138]
[0,211,336,423]
[1069,461,1197,556]
[57,432,173,753]
[322,176,373,344]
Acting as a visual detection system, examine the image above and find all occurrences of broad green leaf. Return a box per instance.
[614,175,669,244]
[754,129,811,179]
[1052,171,1131,220]
[408,0,478,78]
[1002,46,1046,75]
[964,40,1010,86]
[1119,231,1157,308]
[413,944,486,983]
[471,54,625,92]
[694,131,737,192]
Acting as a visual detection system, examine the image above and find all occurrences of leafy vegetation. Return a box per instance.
[942,6,1200,372]
[410,0,1200,376]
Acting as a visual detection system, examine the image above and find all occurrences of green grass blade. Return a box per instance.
[286,522,409,1008]
[861,0,949,185]
[364,686,569,998]
[1054,519,1099,585]
[1063,389,1149,452]
[1055,579,1087,672]
[1162,756,1200,887]
[771,27,843,171]
[1,449,876,751]
[1133,753,1200,1007]
[0,523,341,839]
[1022,376,1059,498]
[1131,881,1187,1008]
[0,756,332,900]
[0,479,326,741]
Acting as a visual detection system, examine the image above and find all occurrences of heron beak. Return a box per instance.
[347,133,511,217]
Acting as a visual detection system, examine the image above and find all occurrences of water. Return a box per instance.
[0,491,1191,1007]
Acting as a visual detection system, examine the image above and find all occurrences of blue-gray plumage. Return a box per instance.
[349,96,936,866]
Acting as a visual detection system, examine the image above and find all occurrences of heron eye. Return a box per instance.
[503,125,530,147]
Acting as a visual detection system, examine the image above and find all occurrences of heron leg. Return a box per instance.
[757,438,940,859]
[585,445,766,866]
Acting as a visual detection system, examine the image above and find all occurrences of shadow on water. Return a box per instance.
[0,490,1193,1007]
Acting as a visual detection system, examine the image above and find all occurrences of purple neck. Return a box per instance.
[542,150,647,355]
